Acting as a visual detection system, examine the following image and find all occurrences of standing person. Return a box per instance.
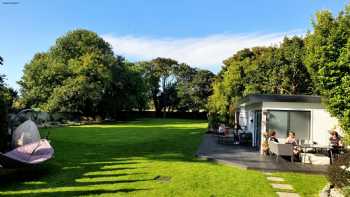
[329,131,342,147]
[329,130,343,163]
[218,123,225,136]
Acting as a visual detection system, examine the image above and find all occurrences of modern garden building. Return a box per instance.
[238,94,340,153]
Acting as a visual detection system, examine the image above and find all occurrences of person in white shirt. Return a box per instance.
[218,124,225,135]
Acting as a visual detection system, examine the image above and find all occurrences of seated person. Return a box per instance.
[285,131,300,157]
[269,130,279,143]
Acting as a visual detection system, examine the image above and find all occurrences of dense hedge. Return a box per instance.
[113,111,207,120]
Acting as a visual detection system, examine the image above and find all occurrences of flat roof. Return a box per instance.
[239,94,322,106]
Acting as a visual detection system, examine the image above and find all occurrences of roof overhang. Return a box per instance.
[238,94,322,107]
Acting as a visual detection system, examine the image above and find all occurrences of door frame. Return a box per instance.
[253,110,262,150]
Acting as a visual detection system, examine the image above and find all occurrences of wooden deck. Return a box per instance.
[196,134,328,174]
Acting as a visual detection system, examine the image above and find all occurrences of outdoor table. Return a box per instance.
[300,144,331,151]
[299,144,332,163]
[217,134,235,145]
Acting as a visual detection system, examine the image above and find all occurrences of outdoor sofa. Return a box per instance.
[268,141,294,162]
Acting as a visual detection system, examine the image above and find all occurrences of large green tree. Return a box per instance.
[209,37,313,124]
[305,5,350,133]
[191,70,215,111]
[139,60,214,115]
[19,29,141,118]
[173,63,197,112]
[139,58,179,117]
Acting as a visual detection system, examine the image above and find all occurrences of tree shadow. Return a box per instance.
[0,119,208,196]
[0,188,151,197]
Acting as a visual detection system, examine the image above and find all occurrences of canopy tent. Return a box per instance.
[12,120,41,148]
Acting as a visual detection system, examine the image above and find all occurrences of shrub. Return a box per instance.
[328,152,350,188]
[344,187,350,197]
[208,112,223,131]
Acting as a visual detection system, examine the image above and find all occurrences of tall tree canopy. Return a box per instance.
[305,5,350,132]
[138,59,214,116]
[138,58,179,116]
[19,29,142,117]
[209,37,313,123]
[175,64,214,112]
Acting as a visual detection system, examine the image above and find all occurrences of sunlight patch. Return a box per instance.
[84,171,145,176]
[23,181,47,185]
[62,166,82,170]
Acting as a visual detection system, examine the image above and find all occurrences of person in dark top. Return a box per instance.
[329,131,342,147]
[329,130,343,164]
[269,130,279,143]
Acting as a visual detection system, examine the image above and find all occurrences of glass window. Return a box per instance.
[289,111,310,140]
[268,111,288,138]
[268,110,310,140]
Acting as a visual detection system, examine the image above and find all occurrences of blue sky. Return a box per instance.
[0,0,348,90]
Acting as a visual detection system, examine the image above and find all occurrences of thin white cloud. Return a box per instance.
[102,31,304,73]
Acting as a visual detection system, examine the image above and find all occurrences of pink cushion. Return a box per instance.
[4,139,54,164]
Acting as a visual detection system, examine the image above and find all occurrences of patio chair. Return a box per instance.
[268,141,294,162]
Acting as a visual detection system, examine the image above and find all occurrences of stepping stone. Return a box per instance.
[263,172,273,176]
[267,177,285,182]
[276,192,300,197]
[154,175,171,183]
[271,183,294,190]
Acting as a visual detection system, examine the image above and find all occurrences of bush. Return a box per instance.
[344,187,350,197]
[208,112,220,130]
[328,152,350,188]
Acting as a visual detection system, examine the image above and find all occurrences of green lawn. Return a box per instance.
[0,119,326,197]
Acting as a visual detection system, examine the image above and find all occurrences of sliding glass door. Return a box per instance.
[267,110,310,140]
[268,111,288,138]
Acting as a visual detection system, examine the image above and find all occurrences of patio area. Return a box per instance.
[196,134,328,174]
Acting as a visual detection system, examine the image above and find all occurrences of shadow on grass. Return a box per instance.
[0,160,154,197]
[0,188,151,197]
[0,119,208,196]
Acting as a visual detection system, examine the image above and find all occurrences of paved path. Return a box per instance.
[263,173,300,197]
[196,134,327,173]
